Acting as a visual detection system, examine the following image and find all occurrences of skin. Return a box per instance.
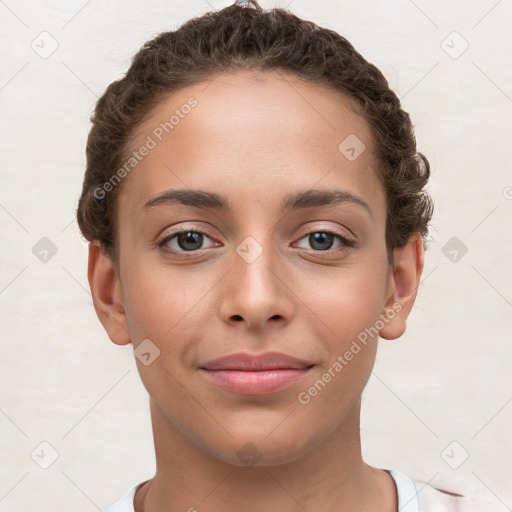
[88,69,424,512]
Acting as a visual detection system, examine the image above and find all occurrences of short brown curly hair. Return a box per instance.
[76,0,433,267]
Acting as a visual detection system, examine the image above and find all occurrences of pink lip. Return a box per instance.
[200,368,312,395]
[199,351,314,395]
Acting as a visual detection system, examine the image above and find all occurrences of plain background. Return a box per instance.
[1,0,511,510]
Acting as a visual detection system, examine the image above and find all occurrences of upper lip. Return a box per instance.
[200,351,314,371]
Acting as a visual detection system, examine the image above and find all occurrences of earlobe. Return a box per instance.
[379,233,425,341]
[87,241,131,346]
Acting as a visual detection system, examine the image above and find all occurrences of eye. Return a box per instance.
[294,230,355,252]
[157,227,355,256]
[158,229,218,254]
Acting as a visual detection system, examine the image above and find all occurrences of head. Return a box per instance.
[77,1,433,466]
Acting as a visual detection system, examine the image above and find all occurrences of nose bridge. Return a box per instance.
[220,232,292,329]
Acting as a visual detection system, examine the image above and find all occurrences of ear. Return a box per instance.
[87,241,131,346]
[379,233,425,340]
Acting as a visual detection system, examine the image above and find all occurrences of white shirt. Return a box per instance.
[104,468,477,511]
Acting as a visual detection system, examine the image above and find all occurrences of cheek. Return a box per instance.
[294,278,385,429]
[308,260,389,338]
[121,259,212,340]
[300,263,387,387]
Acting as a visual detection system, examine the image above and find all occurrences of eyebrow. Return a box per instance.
[143,188,372,218]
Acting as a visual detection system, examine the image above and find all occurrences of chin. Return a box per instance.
[204,431,315,468]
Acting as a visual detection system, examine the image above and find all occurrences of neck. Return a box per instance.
[135,396,397,512]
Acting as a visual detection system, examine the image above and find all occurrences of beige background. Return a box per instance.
[1,0,511,510]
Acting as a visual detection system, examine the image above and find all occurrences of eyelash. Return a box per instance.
[157,227,355,256]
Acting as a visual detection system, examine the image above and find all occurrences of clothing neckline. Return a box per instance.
[385,469,420,511]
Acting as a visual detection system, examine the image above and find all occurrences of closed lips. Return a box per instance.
[200,351,315,371]
[199,352,315,395]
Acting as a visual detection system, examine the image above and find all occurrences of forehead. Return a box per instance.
[119,69,382,217]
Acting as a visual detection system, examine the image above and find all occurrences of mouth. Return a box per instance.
[199,350,315,395]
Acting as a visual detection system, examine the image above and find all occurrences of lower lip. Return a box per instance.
[200,367,313,395]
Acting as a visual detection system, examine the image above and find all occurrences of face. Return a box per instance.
[94,69,415,467]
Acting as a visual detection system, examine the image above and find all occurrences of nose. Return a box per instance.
[218,237,294,332]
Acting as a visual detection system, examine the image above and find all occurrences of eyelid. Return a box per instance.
[295,223,356,243]
[157,222,213,239]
